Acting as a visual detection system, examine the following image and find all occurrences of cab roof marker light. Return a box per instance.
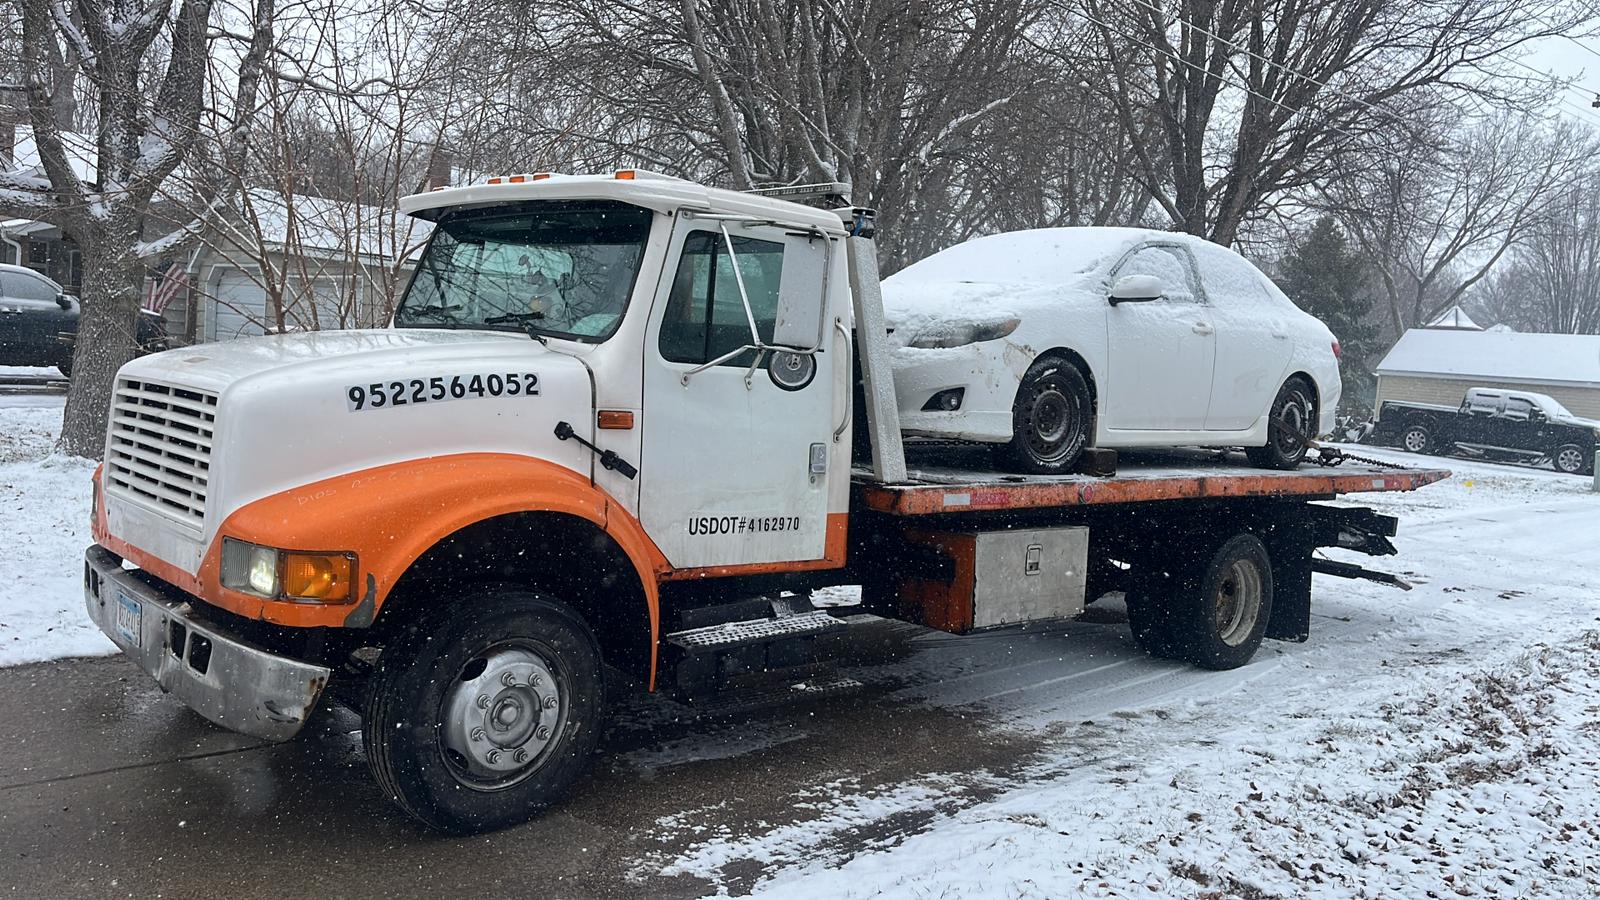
[615,170,636,180]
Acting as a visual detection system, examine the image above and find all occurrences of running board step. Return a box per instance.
[666,610,844,653]
[684,675,863,717]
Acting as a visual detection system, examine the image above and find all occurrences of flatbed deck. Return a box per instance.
[853,447,1450,516]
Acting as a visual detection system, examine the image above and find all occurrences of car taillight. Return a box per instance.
[1331,339,1342,360]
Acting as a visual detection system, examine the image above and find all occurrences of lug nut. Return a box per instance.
[486,749,501,764]
[501,672,517,687]
[543,696,558,710]
[470,727,486,742]
[529,672,542,686]
[476,694,490,709]
[513,749,528,764]
[536,726,552,741]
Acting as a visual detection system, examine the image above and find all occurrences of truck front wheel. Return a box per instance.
[362,590,605,833]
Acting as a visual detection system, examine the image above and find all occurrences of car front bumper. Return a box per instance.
[83,544,330,742]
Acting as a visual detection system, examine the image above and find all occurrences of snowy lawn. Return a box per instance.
[650,446,1600,898]
[0,396,112,665]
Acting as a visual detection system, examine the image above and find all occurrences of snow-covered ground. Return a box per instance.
[4,394,1598,896]
[0,394,112,665]
[647,446,1600,898]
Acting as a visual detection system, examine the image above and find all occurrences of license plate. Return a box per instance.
[115,590,142,648]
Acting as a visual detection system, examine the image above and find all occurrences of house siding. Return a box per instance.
[1377,374,1600,420]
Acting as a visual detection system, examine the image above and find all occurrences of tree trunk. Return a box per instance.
[58,242,146,458]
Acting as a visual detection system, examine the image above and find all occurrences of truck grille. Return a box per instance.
[106,378,218,528]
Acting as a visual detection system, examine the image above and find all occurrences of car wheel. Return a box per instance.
[362,590,605,834]
[1246,378,1316,470]
[1553,443,1590,476]
[1399,422,1433,455]
[1001,355,1093,475]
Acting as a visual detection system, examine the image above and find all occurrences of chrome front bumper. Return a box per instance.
[83,544,331,742]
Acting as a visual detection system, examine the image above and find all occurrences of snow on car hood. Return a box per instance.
[882,228,1138,348]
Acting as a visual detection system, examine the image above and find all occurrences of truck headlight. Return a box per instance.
[221,538,357,603]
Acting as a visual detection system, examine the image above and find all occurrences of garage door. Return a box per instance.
[210,271,269,340]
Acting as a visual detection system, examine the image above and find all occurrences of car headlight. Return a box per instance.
[907,317,1021,349]
[221,538,357,603]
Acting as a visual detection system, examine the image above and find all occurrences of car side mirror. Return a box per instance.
[55,293,72,310]
[1109,274,1165,306]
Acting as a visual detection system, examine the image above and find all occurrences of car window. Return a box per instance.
[1501,398,1534,421]
[5,272,58,303]
[1185,241,1280,310]
[660,231,785,366]
[1113,246,1199,302]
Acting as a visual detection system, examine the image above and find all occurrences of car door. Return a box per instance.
[0,269,69,361]
[639,216,838,570]
[1103,243,1215,432]
[1184,243,1297,431]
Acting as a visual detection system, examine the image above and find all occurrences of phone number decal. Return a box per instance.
[346,373,540,411]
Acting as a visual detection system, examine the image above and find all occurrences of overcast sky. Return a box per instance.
[1527,31,1600,126]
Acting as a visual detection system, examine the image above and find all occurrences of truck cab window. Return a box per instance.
[395,201,653,342]
[660,231,785,366]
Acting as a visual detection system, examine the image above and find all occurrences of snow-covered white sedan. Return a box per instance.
[884,228,1341,473]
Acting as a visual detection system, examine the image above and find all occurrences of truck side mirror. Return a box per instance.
[1109,274,1165,306]
[771,235,829,350]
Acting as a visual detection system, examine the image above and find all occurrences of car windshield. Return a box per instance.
[395,201,654,341]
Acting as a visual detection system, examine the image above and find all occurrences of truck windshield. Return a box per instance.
[395,201,654,341]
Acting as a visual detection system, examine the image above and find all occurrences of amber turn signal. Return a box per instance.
[282,552,356,603]
[597,409,635,429]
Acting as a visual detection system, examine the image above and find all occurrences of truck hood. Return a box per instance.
[118,328,545,393]
[1554,413,1600,431]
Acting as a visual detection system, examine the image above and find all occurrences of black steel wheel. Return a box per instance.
[1126,534,1274,671]
[1001,355,1093,475]
[362,590,605,833]
[1246,378,1316,470]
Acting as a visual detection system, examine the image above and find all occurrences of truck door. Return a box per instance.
[639,216,838,570]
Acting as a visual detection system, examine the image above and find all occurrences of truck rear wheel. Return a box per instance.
[1400,422,1434,455]
[1125,534,1274,670]
[362,590,605,833]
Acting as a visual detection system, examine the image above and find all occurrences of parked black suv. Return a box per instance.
[0,263,169,376]
[1368,387,1600,475]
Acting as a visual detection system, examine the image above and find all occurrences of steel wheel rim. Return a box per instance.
[1557,447,1584,473]
[1212,558,1263,647]
[1275,389,1312,455]
[1404,428,1426,453]
[439,641,568,791]
[1026,385,1081,462]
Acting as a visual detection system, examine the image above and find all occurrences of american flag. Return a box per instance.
[143,261,188,314]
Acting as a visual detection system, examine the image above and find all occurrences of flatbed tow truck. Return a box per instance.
[82,172,1448,832]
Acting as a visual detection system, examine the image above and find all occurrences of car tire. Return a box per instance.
[1553,443,1591,476]
[1000,355,1093,475]
[1399,422,1434,455]
[55,354,72,379]
[362,590,605,834]
[1246,378,1316,470]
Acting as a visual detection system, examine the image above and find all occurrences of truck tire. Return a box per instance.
[55,354,72,379]
[1127,535,1274,670]
[1553,443,1591,476]
[362,590,605,834]
[1246,377,1315,470]
[1000,355,1093,474]
[1399,422,1433,455]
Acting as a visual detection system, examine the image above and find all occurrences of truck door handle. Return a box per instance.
[1192,322,1214,336]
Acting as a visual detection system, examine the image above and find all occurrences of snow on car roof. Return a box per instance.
[888,227,1149,286]
[1376,329,1600,388]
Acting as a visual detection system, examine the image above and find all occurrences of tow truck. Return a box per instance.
[83,171,1448,832]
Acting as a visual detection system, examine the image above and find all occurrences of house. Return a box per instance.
[1374,329,1600,419]
[1,125,97,289]
[166,188,432,342]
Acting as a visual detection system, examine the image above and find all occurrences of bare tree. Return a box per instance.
[1469,162,1600,335]
[1083,0,1586,246]
[1319,113,1588,335]
[0,0,274,456]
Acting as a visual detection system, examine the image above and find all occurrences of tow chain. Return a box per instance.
[1266,412,1416,471]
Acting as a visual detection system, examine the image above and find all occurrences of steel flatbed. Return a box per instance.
[853,447,1450,516]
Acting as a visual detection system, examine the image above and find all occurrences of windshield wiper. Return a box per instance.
[483,311,547,325]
